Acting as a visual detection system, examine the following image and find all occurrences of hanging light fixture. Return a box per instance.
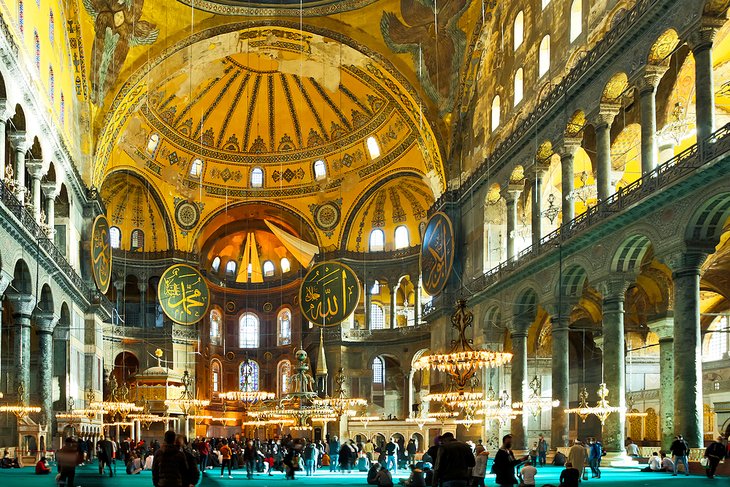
[541,194,560,224]
[0,384,41,419]
[564,387,593,423]
[480,388,522,426]
[221,355,275,410]
[414,300,512,390]
[313,367,367,419]
[90,375,142,420]
[164,370,210,417]
[566,172,597,205]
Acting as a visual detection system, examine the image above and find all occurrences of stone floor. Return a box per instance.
[2,462,726,486]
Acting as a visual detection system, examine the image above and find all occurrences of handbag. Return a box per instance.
[700,457,709,467]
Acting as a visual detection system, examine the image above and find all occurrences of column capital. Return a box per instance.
[7,132,29,152]
[113,279,125,292]
[6,292,35,318]
[26,159,45,179]
[0,271,11,297]
[41,181,60,199]
[596,276,633,302]
[556,136,583,156]
[589,104,621,129]
[544,298,579,325]
[504,184,523,202]
[138,281,148,293]
[688,17,725,52]
[647,316,674,340]
[594,335,604,352]
[35,312,58,334]
[528,161,550,179]
[660,247,709,276]
[634,65,669,94]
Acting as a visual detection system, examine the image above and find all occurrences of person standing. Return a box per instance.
[406,439,417,465]
[243,439,258,480]
[57,437,81,487]
[492,434,526,487]
[219,438,233,479]
[626,439,640,457]
[329,436,340,472]
[471,445,489,487]
[363,439,375,463]
[97,435,114,477]
[567,439,587,480]
[152,430,189,487]
[705,436,726,479]
[303,439,317,476]
[537,434,548,467]
[198,439,210,474]
[385,437,399,474]
[432,432,476,487]
[588,438,603,479]
[670,435,690,476]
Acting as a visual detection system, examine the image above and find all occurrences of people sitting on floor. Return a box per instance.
[35,457,51,475]
[375,463,394,487]
[661,452,675,472]
[367,461,381,485]
[398,464,425,487]
[143,453,154,470]
[642,452,662,472]
[559,462,581,487]
[126,451,143,475]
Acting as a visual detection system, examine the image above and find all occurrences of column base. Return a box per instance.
[605,452,641,468]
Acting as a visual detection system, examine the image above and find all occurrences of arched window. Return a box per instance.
[277,360,291,396]
[278,308,292,346]
[189,158,203,178]
[226,260,237,277]
[370,303,385,330]
[371,280,380,295]
[147,134,160,154]
[513,11,524,51]
[211,256,221,273]
[130,229,144,251]
[49,66,54,105]
[280,257,291,273]
[395,225,410,249]
[263,260,275,277]
[703,315,729,362]
[110,226,121,249]
[514,68,524,106]
[539,36,551,78]
[239,360,260,391]
[250,167,264,188]
[491,95,501,132]
[570,0,583,42]
[239,313,260,348]
[313,160,327,181]
[369,229,385,251]
[542,0,550,8]
[211,360,221,393]
[210,309,222,345]
[366,136,381,159]
[372,356,385,384]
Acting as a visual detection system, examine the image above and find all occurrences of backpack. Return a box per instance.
[304,444,315,458]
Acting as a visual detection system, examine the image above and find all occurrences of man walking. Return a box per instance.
[537,435,548,467]
[670,435,690,476]
[152,430,189,487]
[385,437,399,474]
[329,436,340,472]
[567,439,586,480]
[587,437,603,479]
[704,436,726,479]
[97,435,114,477]
[492,434,527,487]
[432,432,475,487]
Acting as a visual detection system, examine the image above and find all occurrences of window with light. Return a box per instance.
[251,167,264,188]
[570,0,583,42]
[110,226,121,249]
[281,257,291,273]
[239,360,260,391]
[491,95,501,132]
[147,134,160,154]
[189,159,203,178]
[313,160,327,181]
[394,225,410,249]
[703,315,729,362]
[371,280,380,295]
[210,309,222,345]
[539,36,551,77]
[239,313,260,348]
[211,360,221,393]
[263,260,275,277]
[370,303,385,330]
[226,260,237,277]
[370,229,385,251]
[366,136,381,159]
[131,229,144,251]
[513,11,524,51]
[278,308,292,346]
[514,68,524,106]
[278,360,291,396]
[372,356,385,384]
[211,256,221,273]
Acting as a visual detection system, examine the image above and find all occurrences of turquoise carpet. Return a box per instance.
[1,462,725,486]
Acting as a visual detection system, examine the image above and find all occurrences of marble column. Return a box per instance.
[689,23,721,142]
[8,133,28,199]
[550,308,571,448]
[530,165,548,249]
[600,279,629,453]
[138,280,147,328]
[390,285,397,328]
[510,329,528,450]
[637,66,667,175]
[0,273,10,390]
[648,316,675,449]
[592,106,619,202]
[559,138,582,222]
[26,159,44,222]
[41,182,59,234]
[505,188,522,260]
[671,251,707,447]
[365,279,372,330]
[35,313,58,431]
[0,112,7,173]
[114,279,124,325]
[7,293,34,404]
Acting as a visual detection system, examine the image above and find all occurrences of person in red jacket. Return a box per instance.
[35,457,51,475]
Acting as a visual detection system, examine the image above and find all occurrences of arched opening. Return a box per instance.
[277,308,292,346]
[513,11,524,51]
[514,68,524,106]
[112,351,139,386]
[369,228,385,251]
[239,313,260,348]
[239,359,260,391]
[394,225,410,249]
[539,36,551,78]
[211,360,222,394]
[210,308,222,345]
[277,360,291,397]
[491,95,501,132]
[250,167,264,188]
[313,159,327,181]
[570,0,583,42]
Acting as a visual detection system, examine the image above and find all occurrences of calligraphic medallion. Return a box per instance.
[299,261,360,327]
[157,264,210,325]
[421,212,454,296]
[91,215,112,294]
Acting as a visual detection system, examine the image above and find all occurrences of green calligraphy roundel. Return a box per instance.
[91,215,113,294]
[421,212,455,296]
[299,261,361,327]
[158,264,210,325]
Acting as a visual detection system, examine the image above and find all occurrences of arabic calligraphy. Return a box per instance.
[91,215,112,294]
[299,262,360,327]
[158,264,210,325]
[421,212,454,295]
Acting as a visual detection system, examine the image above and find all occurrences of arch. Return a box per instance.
[370,302,386,330]
[685,193,730,246]
[569,0,583,42]
[239,359,260,391]
[250,166,264,187]
[109,226,121,249]
[611,234,653,273]
[189,158,204,178]
[277,359,292,396]
[559,264,588,298]
[313,159,327,180]
[225,260,237,277]
[514,68,524,106]
[647,29,680,66]
[602,72,629,104]
[211,359,222,393]
[130,229,145,251]
[12,104,26,131]
[280,257,291,273]
[539,36,550,78]
[277,308,292,346]
[513,287,538,325]
[210,308,222,345]
[38,283,54,314]
[211,256,221,273]
[59,302,70,329]
[394,225,410,249]
[513,11,524,51]
[12,259,32,295]
[491,95,501,132]
[369,228,385,251]
[566,109,587,137]
[372,356,385,384]
[366,136,381,159]
[483,305,504,344]
[113,351,139,384]
[239,312,260,348]
[263,260,275,277]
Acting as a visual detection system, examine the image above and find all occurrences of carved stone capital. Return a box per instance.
[504,183,523,202]
[0,271,11,297]
[688,17,725,52]
[26,159,45,179]
[589,104,621,129]
[596,275,633,301]
[41,181,60,199]
[647,316,674,340]
[113,280,126,292]
[7,132,29,152]
[6,293,35,318]
[35,312,58,334]
[544,297,579,325]
[659,246,709,275]
[634,65,668,94]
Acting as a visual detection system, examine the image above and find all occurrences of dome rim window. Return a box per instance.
[513,11,524,51]
[491,95,501,132]
[189,158,204,178]
[394,225,410,250]
[277,308,292,346]
[366,136,381,160]
[226,260,237,277]
[263,260,275,277]
[211,256,221,273]
[110,226,121,249]
[369,228,385,252]
[514,68,524,106]
[250,167,264,188]
[313,159,327,181]
[280,257,291,273]
[539,35,551,78]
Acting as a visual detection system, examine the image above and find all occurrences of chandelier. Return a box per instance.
[405,415,437,430]
[0,385,41,419]
[566,171,597,205]
[658,102,691,147]
[414,300,512,390]
[55,397,103,425]
[348,414,381,429]
[480,387,521,426]
[91,375,143,420]
[313,367,367,418]
[221,356,275,410]
[564,384,623,425]
[512,375,560,418]
[541,194,560,224]
[129,401,169,429]
[164,370,210,416]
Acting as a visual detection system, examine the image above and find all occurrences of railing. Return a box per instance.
[434,0,661,211]
[470,123,730,294]
[318,245,420,262]
[0,179,91,297]
[112,248,200,262]
[341,322,431,341]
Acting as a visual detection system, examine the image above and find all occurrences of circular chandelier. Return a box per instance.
[221,356,275,411]
[564,383,622,425]
[512,376,560,418]
[0,385,40,419]
[313,367,367,418]
[414,300,512,389]
[164,370,210,416]
[56,397,104,425]
[89,376,142,420]
[480,387,522,426]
